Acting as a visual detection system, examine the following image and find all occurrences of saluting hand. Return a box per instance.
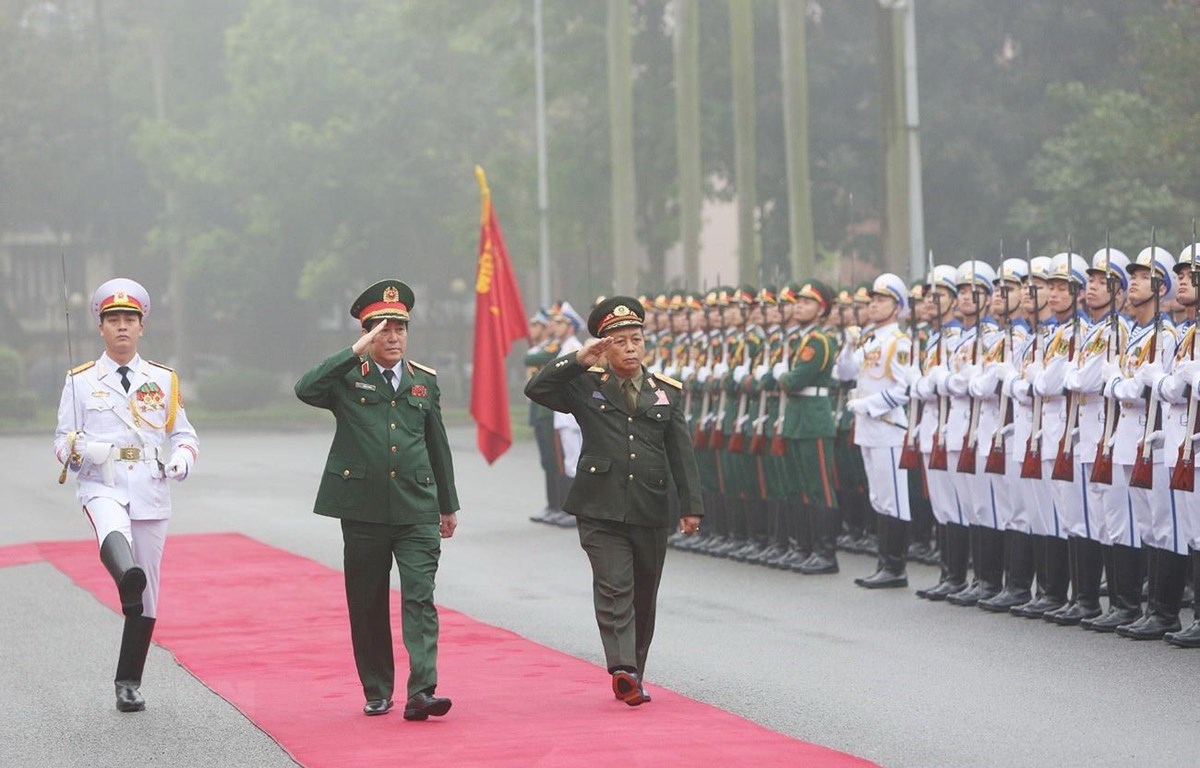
[352,321,387,356]
[576,337,615,368]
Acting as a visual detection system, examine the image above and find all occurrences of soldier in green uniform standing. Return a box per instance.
[525,296,703,706]
[525,309,569,525]
[295,279,460,721]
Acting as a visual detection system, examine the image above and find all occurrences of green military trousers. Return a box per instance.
[576,516,671,677]
[341,519,441,700]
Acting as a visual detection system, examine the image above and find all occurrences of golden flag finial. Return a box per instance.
[475,165,491,226]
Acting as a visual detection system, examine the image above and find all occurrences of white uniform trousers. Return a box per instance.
[83,497,168,618]
[557,423,582,479]
[923,452,963,526]
[951,452,1000,529]
[861,445,910,522]
[1048,459,1103,541]
[1005,459,1035,533]
[1121,464,1186,553]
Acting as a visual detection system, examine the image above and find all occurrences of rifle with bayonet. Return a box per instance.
[985,244,1017,475]
[1130,228,1163,489]
[1021,240,1046,479]
[928,250,951,471]
[898,266,925,471]
[958,259,989,474]
[1052,235,1083,481]
[1091,233,1123,484]
[1171,218,1200,491]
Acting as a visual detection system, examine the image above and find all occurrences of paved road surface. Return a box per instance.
[3,427,1194,767]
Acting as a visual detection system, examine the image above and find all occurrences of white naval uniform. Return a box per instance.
[836,321,914,521]
[554,335,584,478]
[1034,315,1092,540]
[969,319,1030,532]
[1065,314,1132,545]
[1104,316,1179,552]
[1154,321,1200,553]
[54,352,199,618]
[1007,319,1059,537]
[944,318,1003,529]
[914,321,963,526]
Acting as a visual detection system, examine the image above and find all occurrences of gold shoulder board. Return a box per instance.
[69,361,96,376]
[409,360,437,376]
[587,366,606,373]
[146,359,175,372]
[652,372,683,389]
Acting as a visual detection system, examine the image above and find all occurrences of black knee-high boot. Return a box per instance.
[99,531,147,617]
[115,615,156,712]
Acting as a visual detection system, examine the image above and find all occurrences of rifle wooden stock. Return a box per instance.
[1021,436,1043,478]
[1051,393,1077,482]
[928,396,949,470]
[1171,387,1198,492]
[1090,395,1119,485]
[957,400,980,474]
[1129,388,1159,489]
[898,433,921,470]
[984,398,1012,475]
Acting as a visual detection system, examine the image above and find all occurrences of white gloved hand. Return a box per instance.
[83,441,116,486]
[968,376,989,398]
[847,398,868,416]
[164,449,193,480]
[1135,360,1165,390]
[663,365,678,379]
[1099,361,1122,387]
[772,362,788,380]
[680,365,696,382]
[754,363,770,381]
[1172,359,1200,384]
[992,360,1016,383]
[928,365,950,394]
[733,363,750,384]
[903,365,920,387]
[66,431,85,471]
[697,366,712,384]
[713,362,730,379]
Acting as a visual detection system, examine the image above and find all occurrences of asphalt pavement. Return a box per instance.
[3,426,1195,767]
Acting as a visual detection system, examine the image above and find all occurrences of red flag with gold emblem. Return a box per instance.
[470,166,529,464]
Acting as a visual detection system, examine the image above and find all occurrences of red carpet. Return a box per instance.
[4,534,876,768]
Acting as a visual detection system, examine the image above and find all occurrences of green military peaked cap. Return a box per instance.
[351,279,415,327]
[588,295,646,338]
[797,279,834,312]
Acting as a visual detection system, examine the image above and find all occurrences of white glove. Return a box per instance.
[713,362,730,379]
[164,449,193,480]
[968,376,989,398]
[65,431,85,471]
[1135,360,1165,390]
[754,363,769,381]
[903,365,920,387]
[1172,359,1200,384]
[1099,361,1121,387]
[83,441,116,486]
[680,365,695,382]
[772,362,788,380]
[992,360,1016,384]
[928,366,950,395]
[733,363,750,384]
[847,398,868,416]
[663,365,678,379]
[697,366,711,384]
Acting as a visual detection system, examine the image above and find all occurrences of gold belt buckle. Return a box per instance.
[119,447,141,461]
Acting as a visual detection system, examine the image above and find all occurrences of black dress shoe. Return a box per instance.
[403,691,452,720]
[1164,619,1200,647]
[1081,606,1143,633]
[796,552,838,575]
[946,583,985,607]
[363,698,393,716]
[611,671,646,706]
[1011,595,1065,618]
[919,579,967,602]
[978,588,1032,613]
[1117,612,1181,640]
[115,682,145,713]
[855,569,908,589]
[1048,602,1103,626]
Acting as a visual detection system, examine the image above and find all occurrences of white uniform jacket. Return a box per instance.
[54,353,199,519]
[836,321,915,448]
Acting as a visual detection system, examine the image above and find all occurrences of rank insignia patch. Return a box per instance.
[411,384,428,398]
[896,349,910,366]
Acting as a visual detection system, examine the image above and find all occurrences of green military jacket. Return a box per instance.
[524,339,561,424]
[779,324,838,440]
[295,347,459,525]
[525,353,703,527]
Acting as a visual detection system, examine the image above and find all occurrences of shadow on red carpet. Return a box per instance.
[1,534,876,768]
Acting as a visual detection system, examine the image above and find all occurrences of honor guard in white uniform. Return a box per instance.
[1006,257,1069,618]
[913,265,968,600]
[53,278,199,712]
[942,261,1006,607]
[972,259,1037,612]
[1162,243,1200,647]
[840,273,916,589]
[549,300,586,518]
[1103,245,1185,639]
[1068,249,1136,630]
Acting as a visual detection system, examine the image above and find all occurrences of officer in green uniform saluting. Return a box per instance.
[295,279,459,721]
[525,296,703,707]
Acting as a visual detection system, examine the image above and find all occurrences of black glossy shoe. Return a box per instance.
[946,583,985,607]
[907,541,934,563]
[1081,606,1143,633]
[1117,613,1181,640]
[1048,602,1103,626]
[1164,619,1200,648]
[1114,613,1150,634]
[978,588,1032,613]
[403,691,452,720]
[363,698,393,716]
[796,552,838,575]
[1011,595,1066,618]
[1041,601,1076,623]
[918,579,967,602]
[115,682,145,713]
[855,569,908,589]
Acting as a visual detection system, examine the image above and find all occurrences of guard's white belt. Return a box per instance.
[798,387,830,397]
